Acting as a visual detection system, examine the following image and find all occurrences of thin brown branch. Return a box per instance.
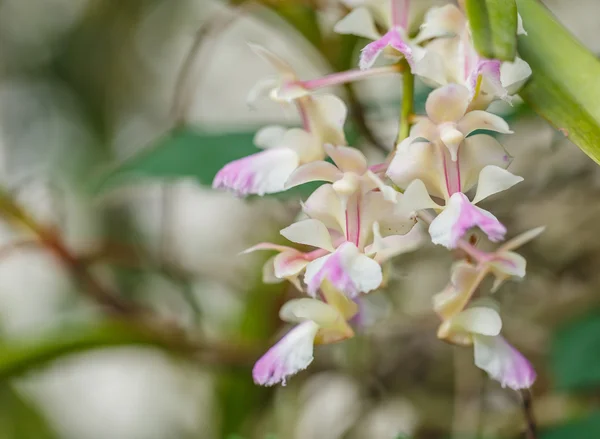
[521,389,538,439]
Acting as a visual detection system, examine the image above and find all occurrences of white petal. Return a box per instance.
[241,242,297,255]
[307,94,348,146]
[396,179,441,216]
[304,242,382,298]
[212,148,299,196]
[473,335,536,389]
[280,128,324,163]
[472,165,523,204]
[457,111,512,137]
[358,191,415,247]
[365,171,397,202]
[429,193,506,249]
[459,135,511,192]
[285,161,342,189]
[501,57,532,95]
[324,144,368,174]
[333,7,380,40]
[247,77,278,106]
[499,226,545,252]
[517,13,527,36]
[280,219,335,252]
[273,251,310,279]
[254,125,288,149]
[253,321,319,386]
[279,298,342,326]
[489,251,527,292]
[450,307,503,336]
[248,43,296,78]
[414,4,465,43]
[302,184,346,233]
[387,138,446,198]
[262,256,282,284]
[365,222,423,263]
[426,84,470,124]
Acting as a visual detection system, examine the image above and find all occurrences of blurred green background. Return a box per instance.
[0,0,598,438]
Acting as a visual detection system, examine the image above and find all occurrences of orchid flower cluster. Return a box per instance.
[213,0,539,391]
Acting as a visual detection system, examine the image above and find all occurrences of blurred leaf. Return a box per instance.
[0,384,58,439]
[0,321,162,379]
[540,413,600,439]
[516,0,600,165]
[465,0,517,61]
[552,310,600,390]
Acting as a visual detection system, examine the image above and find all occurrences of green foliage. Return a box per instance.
[540,413,600,439]
[0,384,58,439]
[0,321,164,379]
[516,0,600,165]
[465,0,518,61]
[551,310,600,391]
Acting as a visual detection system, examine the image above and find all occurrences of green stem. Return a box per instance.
[397,59,414,144]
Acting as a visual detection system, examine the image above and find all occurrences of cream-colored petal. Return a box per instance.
[280,128,324,163]
[426,84,470,124]
[457,111,512,137]
[302,184,346,233]
[279,298,341,326]
[307,94,348,146]
[248,43,296,78]
[501,57,532,95]
[414,4,465,43]
[499,226,545,252]
[472,165,523,204]
[285,161,342,189]
[280,219,335,252]
[324,144,368,174]
[449,306,503,336]
[333,7,381,40]
[254,125,288,149]
[396,179,441,216]
[459,135,511,193]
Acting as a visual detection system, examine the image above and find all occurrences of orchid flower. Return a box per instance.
[253,290,357,386]
[432,227,545,320]
[415,4,531,108]
[438,306,536,390]
[334,0,439,77]
[212,93,347,196]
[387,84,522,248]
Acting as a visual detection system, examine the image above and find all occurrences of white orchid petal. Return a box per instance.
[213,148,299,196]
[459,135,512,192]
[458,111,512,137]
[303,184,346,233]
[473,165,523,204]
[473,335,536,390]
[450,307,503,336]
[273,251,310,279]
[279,298,341,326]
[334,7,381,40]
[501,57,532,95]
[517,14,527,36]
[365,171,397,202]
[500,226,545,252]
[280,128,323,162]
[281,219,335,252]
[365,223,423,263]
[426,84,470,124]
[414,4,465,43]
[248,43,296,78]
[324,144,368,174]
[429,193,506,249]
[308,94,348,146]
[254,125,288,149]
[397,179,441,216]
[286,161,342,189]
[253,321,319,386]
[247,77,278,106]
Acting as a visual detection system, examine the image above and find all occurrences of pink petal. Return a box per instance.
[429,193,506,249]
[359,28,413,71]
[304,242,382,298]
[253,321,319,386]
[212,148,299,196]
[474,335,536,390]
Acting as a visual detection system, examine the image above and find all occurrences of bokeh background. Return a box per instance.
[0,0,598,438]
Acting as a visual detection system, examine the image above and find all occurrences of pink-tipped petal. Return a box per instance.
[304,242,382,298]
[253,321,319,386]
[473,335,536,390]
[359,29,412,70]
[429,193,506,249]
[212,148,299,196]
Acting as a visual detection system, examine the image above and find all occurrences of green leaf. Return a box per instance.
[465,0,517,61]
[540,413,600,439]
[0,384,59,439]
[0,321,163,379]
[551,310,600,390]
[516,0,600,165]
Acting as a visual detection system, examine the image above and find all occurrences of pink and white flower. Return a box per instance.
[387,84,522,248]
[253,296,357,386]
